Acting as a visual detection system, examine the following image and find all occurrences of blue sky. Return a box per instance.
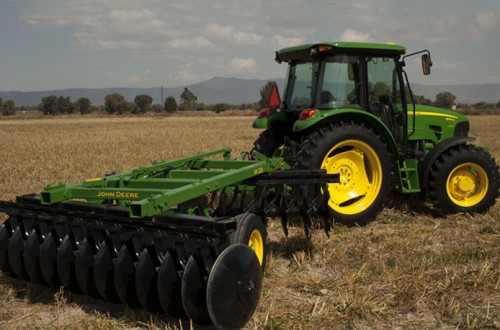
[1,0,499,91]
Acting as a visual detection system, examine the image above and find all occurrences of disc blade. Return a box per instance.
[39,231,61,288]
[24,228,45,284]
[8,227,29,280]
[114,244,141,308]
[157,251,185,318]
[75,237,101,298]
[0,222,13,274]
[135,248,161,312]
[181,252,212,326]
[207,244,262,330]
[57,235,81,293]
[93,240,120,302]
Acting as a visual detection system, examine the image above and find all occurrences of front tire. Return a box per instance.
[428,144,499,214]
[295,122,392,226]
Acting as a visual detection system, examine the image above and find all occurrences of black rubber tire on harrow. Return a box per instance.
[428,144,500,214]
[157,250,186,318]
[295,121,392,226]
[230,213,267,271]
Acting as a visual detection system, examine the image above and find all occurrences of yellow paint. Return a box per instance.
[321,139,383,215]
[446,162,488,207]
[412,111,458,120]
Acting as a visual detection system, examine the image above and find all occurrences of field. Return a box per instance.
[0,114,498,329]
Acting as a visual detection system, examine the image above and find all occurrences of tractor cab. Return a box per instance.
[254,42,431,152]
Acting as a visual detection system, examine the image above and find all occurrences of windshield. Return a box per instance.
[284,55,362,111]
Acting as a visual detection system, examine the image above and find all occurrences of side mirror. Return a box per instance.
[422,54,432,75]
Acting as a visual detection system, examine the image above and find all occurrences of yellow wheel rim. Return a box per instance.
[248,229,264,266]
[446,162,488,207]
[321,139,383,215]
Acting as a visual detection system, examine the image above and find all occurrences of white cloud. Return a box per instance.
[229,58,256,73]
[435,60,466,70]
[172,68,207,84]
[126,69,152,85]
[272,35,305,49]
[23,15,74,29]
[207,23,262,45]
[338,29,373,42]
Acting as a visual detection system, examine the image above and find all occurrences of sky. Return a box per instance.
[0,0,499,91]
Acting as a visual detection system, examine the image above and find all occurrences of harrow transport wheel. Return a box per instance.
[295,122,391,226]
[24,226,46,284]
[8,226,29,280]
[207,244,262,330]
[135,247,161,313]
[75,237,101,298]
[428,144,499,214]
[57,234,82,293]
[39,231,62,288]
[114,243,141,308]
[94,239,120,302]
[230,213,267,270]
[181,251,212,325]
[0,220,14,275]
[157,251,185,318]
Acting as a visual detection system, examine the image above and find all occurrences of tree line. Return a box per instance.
[1,83,500,116]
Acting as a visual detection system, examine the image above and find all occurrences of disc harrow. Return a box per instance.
[0,148,339,328]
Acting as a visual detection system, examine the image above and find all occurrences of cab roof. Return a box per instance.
[275,41,406,63]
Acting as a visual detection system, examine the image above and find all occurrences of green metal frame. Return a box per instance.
[41,148,286,218]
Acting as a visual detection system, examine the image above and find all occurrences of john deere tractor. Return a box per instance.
[253,41,499,225]
[0,42,498,328]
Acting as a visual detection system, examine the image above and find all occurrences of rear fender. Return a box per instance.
[252,110,286,129]
[292,108,399,161]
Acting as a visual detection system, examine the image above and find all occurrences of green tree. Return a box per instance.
[258,81,278,109]
[164,96,177,113]
[57,96,73,114]
[2,99,16,116]
[74,98,92,115]
[0,97,3,110]
[434,91,456,109]
[180,87,197,111]
[133,94,153,113]
[39,95,58,115]
[496,101,500,109]
[104,93,128,114]
[212,103,230,113]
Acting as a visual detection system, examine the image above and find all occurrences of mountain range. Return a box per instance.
[1,77,499,106]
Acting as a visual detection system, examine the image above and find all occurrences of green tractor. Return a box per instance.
[0,42,498,328]
[253,41,499,225]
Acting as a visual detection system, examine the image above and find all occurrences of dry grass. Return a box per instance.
[0,115,498,329]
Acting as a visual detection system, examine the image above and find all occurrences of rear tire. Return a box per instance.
[295,122,392,226]
[253,129,283,157]
[230,213,267,271]
[428,144,499,214]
